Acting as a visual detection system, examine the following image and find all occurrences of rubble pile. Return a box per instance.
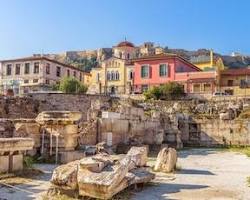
[51,146,155,199]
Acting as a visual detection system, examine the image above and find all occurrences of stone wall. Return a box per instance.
[179,118,250,146]
[0,94,111,120]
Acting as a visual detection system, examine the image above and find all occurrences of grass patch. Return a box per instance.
[0,168,43,186]
[224,146,250,157]
[175,164,182,171]
[247,177,250,187]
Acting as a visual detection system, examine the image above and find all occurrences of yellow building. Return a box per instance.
[88,41,136,95]
[190,50,225,72]
[88,57,134,94]
[83,72,91,86]
[220,68,250,96]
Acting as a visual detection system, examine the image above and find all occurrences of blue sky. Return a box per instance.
[0,0,250,59]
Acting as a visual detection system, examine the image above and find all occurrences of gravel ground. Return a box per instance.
[0,149,249,200]
[133,148,250,200]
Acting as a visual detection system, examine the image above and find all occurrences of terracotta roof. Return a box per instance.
[132,53,201,71]
[0,56,89,74]
[117,41,135,48]
[221,68,250,76]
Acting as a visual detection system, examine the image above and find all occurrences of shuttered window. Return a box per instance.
[141,65,149,78]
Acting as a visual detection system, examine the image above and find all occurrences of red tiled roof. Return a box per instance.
[221,68,250,76]
[1,56,89,74]
[117,41,135,48]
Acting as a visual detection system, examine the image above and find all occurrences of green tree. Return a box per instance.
[58,77,88,94]
[144,82,184,100]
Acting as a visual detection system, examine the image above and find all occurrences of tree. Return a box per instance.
[144,82,184,100]
[58,77,88,94]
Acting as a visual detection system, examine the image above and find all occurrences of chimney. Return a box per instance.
[210,49,213,67]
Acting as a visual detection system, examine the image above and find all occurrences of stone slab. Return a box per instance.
[0,156,9,173]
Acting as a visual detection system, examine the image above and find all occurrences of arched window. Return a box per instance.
[111,71,115,80]
[129,70,133,80]
[119,52,122,59]
[107,71,111,80]
[115,71,119,80]
[127,53,130,59]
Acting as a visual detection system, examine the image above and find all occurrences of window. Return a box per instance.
[141,84,148,92]
[115,71,120,80]
[141,65,149,78]
[24,63,30,74]
[204,83,211,93]
[6,64,12,75]
[227,80,234,86]
[129,70,133,80]
[46,63,50,74]
[111,71,115,80]
[73,71,76,77]
[56,66,61,77]
[67,69,70,77]
[33,79,38,83]
[96,72,100,82]
[193,84,201,93]
[159,64,168,77]
[15,64,21,75]
[24,80,29,84]
[34,62,39,74]
[107,71,111,80]
[127,53,130,59]
[45,79,50,84]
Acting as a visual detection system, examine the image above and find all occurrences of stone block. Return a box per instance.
[0,156,9,173]
[12,154,23,171]
[102,111,121,119]
[60,151,85,164]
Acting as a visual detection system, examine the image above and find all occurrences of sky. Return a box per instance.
[0,0,250,59]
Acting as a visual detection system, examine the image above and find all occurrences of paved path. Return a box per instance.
[0,164,57,200]
[133,148,250,200]
[1,149,250,200]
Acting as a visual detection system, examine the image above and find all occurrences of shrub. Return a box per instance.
[58,77,88,94]
[144,82,184,100]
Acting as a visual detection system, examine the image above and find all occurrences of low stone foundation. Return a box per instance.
[0,138,34,173]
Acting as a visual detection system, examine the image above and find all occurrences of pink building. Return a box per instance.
[133,54,217,94]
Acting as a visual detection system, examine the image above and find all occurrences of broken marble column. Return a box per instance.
[154,147,177,173]
[51,146,155,199]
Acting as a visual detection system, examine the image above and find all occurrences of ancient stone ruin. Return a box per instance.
[0,137,34,173]
[154,147,177,173]
[51,146,155,199]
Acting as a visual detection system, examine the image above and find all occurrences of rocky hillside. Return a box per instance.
[165,47,250,68]
[39,45,250,71]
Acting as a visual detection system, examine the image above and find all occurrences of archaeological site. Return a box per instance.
[0,93,250,199]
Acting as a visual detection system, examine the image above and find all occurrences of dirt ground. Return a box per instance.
[133,148,250,200]
[0,149,250,200]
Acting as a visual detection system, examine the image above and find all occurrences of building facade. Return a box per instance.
[220,68,250,95]
[0,56,89,95]
[89,41,137,95]
[89,57,134,94]
[190,50,225,72]
[133,54,217,94]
